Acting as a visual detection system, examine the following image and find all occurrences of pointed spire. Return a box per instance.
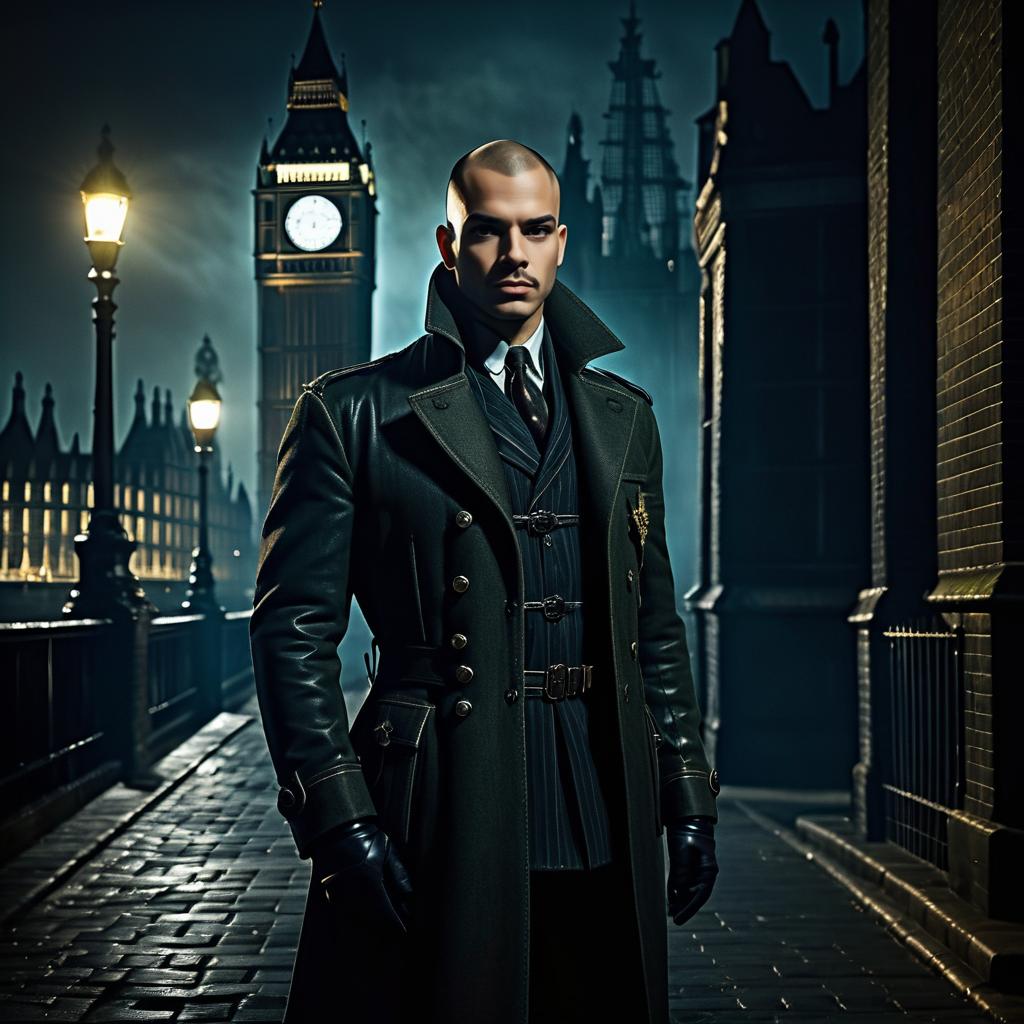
[0,371,34,454]
[730,0,770,58]
[151,385,162,428]
[34,382,61,465]
[133,379,147,426]
[600,1,685,261]
[293,4,342,85]
[563,111,590,194]
[236,479,252,520]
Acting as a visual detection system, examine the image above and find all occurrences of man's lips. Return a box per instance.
[494,280,534,292]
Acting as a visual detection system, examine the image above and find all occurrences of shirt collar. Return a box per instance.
[481,316,546,379]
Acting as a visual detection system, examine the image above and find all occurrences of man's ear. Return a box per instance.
[436,223,458,269]
[556,223,568,268]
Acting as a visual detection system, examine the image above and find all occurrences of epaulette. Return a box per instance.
[586,366,653,405]
[302,348,407,399]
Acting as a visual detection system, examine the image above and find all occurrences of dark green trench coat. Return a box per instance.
[249,262,720,1024]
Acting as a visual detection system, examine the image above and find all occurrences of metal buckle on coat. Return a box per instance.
[521,594,582,622]
[523,663,593,701]
[512,510,581,536]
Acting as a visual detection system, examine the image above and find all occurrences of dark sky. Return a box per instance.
[2,0,863,506]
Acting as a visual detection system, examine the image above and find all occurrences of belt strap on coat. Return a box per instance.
[523,663,593,701]
[512,510,580,535]
[521,594,582,622]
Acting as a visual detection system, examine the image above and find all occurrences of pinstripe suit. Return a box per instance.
[465,320,615,871]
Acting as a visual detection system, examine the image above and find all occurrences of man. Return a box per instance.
[249,139,720,1024]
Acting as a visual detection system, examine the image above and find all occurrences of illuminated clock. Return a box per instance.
[284,195,343,251]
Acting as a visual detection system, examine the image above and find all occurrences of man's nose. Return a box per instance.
[502,228,528,265]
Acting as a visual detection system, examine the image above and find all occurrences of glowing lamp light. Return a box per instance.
[187,378,223,450]
[80,124,131,274]
[83,193,129,244]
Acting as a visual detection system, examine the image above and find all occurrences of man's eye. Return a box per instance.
[527,227,552,235]
[472,226,496,237]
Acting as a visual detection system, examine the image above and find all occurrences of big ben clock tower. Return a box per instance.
[254,0,378,519]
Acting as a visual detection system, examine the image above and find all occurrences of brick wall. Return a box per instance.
[867,0,889,589]
[936,0,1003,575]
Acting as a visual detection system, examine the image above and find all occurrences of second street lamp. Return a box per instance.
[183,376,223,614]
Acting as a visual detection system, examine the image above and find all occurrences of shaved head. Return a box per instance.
[435,138,567,343]
[446,139,560,230]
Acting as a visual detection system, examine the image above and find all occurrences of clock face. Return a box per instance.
[284,195,343,251]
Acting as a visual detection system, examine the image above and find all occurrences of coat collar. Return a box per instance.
[422,261,625,375]
[407,262,641,571]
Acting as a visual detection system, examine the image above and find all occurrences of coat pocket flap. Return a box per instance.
[371,697,433,750]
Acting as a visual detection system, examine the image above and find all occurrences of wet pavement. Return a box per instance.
[0,696,998,1023]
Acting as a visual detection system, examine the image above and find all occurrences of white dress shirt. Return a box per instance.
[480,316,546,396]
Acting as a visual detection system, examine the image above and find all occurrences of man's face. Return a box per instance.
[436,164,567,325]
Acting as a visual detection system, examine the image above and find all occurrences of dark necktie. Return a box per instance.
[504,344,549,449]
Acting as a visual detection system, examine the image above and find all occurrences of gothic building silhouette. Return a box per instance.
[557,0,703,608]
[0,338,256,620]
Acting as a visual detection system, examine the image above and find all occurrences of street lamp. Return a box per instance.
[183,372,223,614]
[63,125,155,618]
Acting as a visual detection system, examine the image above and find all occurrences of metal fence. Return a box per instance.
[0,608,254,830]
[0,619,110,818]
[881,616,964,871]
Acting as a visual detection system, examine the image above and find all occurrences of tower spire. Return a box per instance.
[599,1,689,261]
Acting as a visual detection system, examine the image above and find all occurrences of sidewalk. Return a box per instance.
[0,696,1012,1022]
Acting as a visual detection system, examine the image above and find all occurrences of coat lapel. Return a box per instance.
[464,364,542,478]
[407,262,639,550]
[526,323,571,512]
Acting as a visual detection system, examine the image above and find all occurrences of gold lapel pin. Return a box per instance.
[630,487,649,548]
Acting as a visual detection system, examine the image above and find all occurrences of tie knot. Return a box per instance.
[504,344,534,375]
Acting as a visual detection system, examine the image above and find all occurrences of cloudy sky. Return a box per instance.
[2,0,862,508]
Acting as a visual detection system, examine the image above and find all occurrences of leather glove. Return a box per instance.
[666,814,718,925]
[311,816,414,937]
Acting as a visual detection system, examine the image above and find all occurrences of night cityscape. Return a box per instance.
[0,0,1022,1021]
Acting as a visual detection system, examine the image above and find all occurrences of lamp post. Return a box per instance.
[183,375,223,614]
[63,125,156,618]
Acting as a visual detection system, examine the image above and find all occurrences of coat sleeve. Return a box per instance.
[249,385,378,859]
[636,403,719,823]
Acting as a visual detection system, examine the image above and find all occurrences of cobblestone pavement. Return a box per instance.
[0,696,998,1023]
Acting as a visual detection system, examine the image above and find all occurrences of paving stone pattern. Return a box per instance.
[0,697,996,1022]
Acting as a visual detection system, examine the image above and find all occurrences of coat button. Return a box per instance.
[455,699,473,717]
[626,568,634,588]
[455,664,474,683]
[433,396,449,409]
[450,632,468,649]
[630,640,638,659]
[453,575,470,593]
[455,510,473,528]
[709,768,721,795]
[505,688,519,704]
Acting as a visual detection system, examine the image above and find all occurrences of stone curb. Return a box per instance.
[736,800,1024,1024]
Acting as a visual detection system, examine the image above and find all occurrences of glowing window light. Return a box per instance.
[276,162,350,183]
